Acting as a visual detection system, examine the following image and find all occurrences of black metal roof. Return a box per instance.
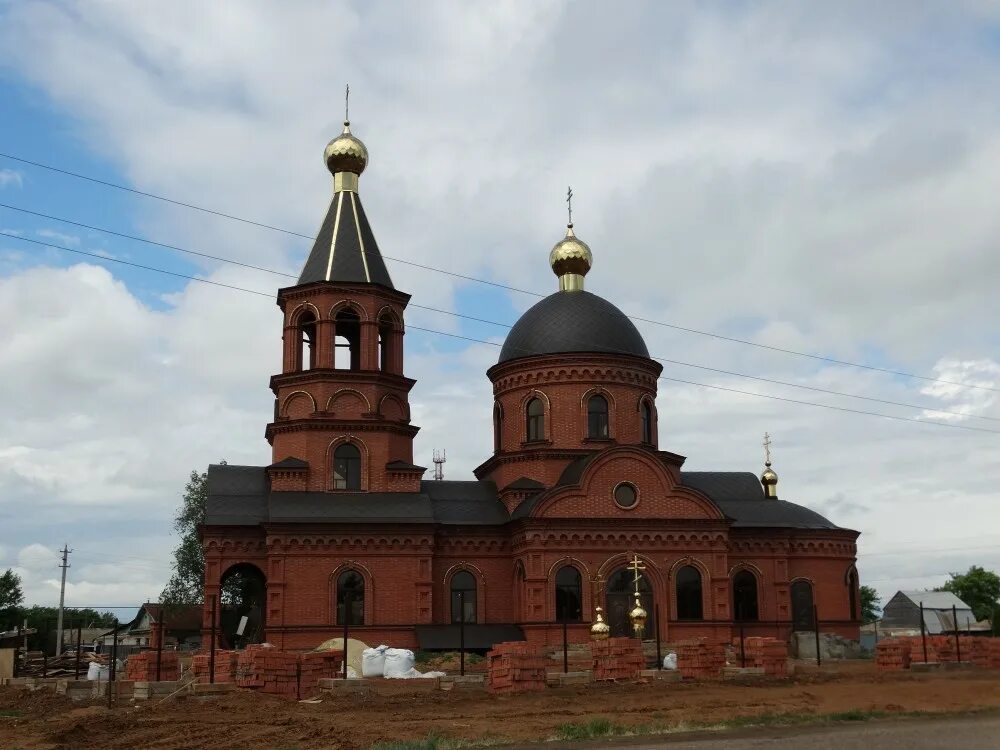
[298,190,393,287]
[204,465,508,526]
[681,472,841,529]
[204,464,841,530]
[498,291,650,364]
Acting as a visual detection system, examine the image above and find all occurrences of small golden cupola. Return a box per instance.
[761,432,779,498]
[549,187,593,292]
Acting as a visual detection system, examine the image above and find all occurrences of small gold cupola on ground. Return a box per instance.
[323,84,369,192]
[761,432,779,498]
[549,186,593,292]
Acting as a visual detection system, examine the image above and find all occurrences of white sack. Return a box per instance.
[663,652,677,670]
[361,645,389,677]
[388,667,446,679]
[87,662,109,681]
[382,647,415,678]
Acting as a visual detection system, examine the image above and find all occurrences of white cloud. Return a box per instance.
[0,169,23,189]
[35,228,80,247]
[0,1,998,605]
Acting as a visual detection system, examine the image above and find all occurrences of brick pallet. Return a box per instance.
[591,637,644,681]
[486,641,546,694]
[677,639,725,680]
[125,651,180,682]
[875,639,911,672]
[299,650,344,697]
[192,650,238,683]
[729,636,788,677]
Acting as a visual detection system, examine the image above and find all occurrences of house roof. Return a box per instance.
[898,590,971,611]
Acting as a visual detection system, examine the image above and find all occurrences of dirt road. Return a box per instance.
[1,666,1000,749]
[525,714,1000,749]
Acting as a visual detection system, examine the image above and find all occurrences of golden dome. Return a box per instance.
[324,121,368,176]
[761,462,779,498]
[590,606,610,640]
[549,224,593,291]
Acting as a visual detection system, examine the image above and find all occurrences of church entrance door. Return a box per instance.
[605,568,653,639]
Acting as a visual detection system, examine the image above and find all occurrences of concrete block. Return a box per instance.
[191,682,236,695]
[546,671,591,687]
[911,661,941,672]
[722,667,766,680]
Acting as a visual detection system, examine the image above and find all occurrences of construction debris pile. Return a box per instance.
[16,650,105,678]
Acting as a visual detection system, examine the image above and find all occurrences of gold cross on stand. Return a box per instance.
[763,431,772,466]
[626,554,645,596]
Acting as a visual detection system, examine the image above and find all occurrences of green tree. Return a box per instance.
[859,585,881,623]
[936,565,1000,622]
[0,568,24,626]
[160,464,223,605]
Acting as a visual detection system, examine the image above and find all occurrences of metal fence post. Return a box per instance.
[813,605,821,667]
[459,591,466,677]
[655,604,662,670]
[108,618,118,709]
[953,604,962,663]
[209,595,217,684]
[342,592,350,680]
[562,620,569,674]
[740,622,746,668]
[919,601,928,663]
[74,622,82,680]
[156,618,163,682]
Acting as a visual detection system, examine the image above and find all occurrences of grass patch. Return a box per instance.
[369,733,503,750]
[553,718,628,741]
[0,709,24,718]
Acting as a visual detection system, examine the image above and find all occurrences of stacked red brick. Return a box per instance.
[875,639,911,672]
[759,640,789,676]
[677,639,725,680]
[236,645,300,697]
[298,650,344,696]
[591,637,644,681]
[191,649,238,682]
[125,651,180,682]
[901,636,937,663]
[973,639,1000,668]
[486,641,546,694]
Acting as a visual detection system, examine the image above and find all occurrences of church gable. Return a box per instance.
[530,449,724,520]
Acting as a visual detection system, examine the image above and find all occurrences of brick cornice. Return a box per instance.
[488,352,663,392]
[265,417,420,442]
[269,368,416,393]
[277,281,411,308]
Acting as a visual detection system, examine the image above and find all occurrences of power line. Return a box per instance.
[3,228,995,427]
[0,159,995,393]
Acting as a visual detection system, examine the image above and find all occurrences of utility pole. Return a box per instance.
[56,544,71,657]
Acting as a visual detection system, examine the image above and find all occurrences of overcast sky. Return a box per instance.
[0,1,998,615]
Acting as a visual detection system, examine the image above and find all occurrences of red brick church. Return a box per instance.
[201,117,861,651]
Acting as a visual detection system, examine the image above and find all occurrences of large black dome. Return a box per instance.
[498,291,650,364]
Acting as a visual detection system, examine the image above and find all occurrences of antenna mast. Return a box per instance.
[432,449,446,481]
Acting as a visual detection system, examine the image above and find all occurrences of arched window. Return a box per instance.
[847,568,858,621]
[675,565,703,620]
[296,311,317,371]
[587,394,609,439]
[334,308,361,371]
[526,397,544,442]
[450,571,477,624]
[791,580,815,630]
[555,566,583,622]
[336,570,365,626]
[732,570,759,621]
[641,400,654,444]
[332,443,361,490]
[493,402,503,453]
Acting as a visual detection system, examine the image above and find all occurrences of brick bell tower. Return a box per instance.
[265,114,424,494]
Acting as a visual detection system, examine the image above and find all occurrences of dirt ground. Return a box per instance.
[2,665,1000,750]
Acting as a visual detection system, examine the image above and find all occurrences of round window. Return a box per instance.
[613,482,638,509]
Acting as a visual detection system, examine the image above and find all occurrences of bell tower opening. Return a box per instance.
[334,308,361,371]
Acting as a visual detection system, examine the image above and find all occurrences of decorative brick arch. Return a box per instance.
[378,393,408,421]
[326,388,372,416]
[667,556,712,621]
[443,562,487,624]
[288,301,321,325]
[280,390,317,419]
[637,394,658,446]
[325,435,370,491]
[329,561,374,625]
[546,557,592,622]
[375,305,403,329]
[328,300,369,321]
